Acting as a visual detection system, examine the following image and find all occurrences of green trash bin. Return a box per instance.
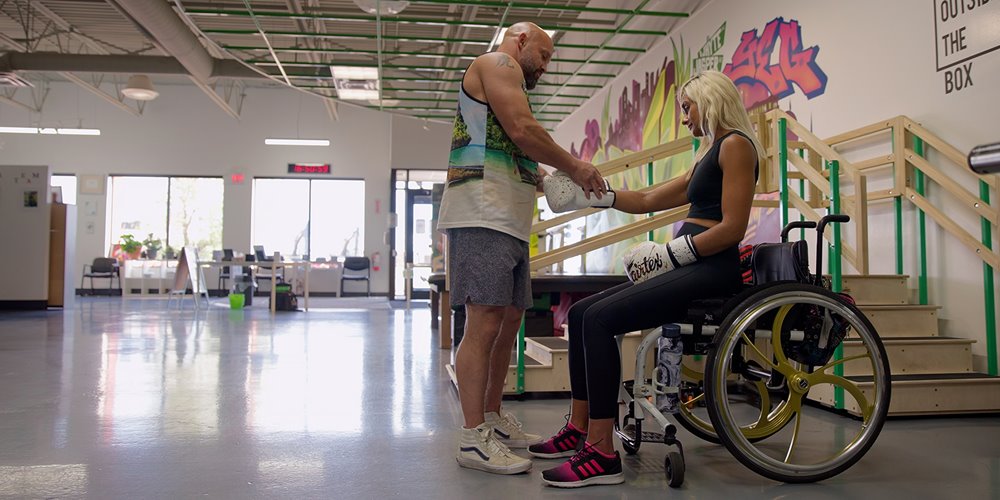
[229,293,245,309]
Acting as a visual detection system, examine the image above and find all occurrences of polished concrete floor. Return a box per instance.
[0,297,997,499]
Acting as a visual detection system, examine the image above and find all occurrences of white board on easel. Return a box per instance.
[168,246,209,308]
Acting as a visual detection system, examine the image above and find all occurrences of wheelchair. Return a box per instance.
[614,215,892,487]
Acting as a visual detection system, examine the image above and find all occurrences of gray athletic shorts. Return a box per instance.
[447,227,532,310]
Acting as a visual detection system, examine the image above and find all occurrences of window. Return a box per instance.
[108,176,223,259]
[252,178,365,261]
[51,174,77,205]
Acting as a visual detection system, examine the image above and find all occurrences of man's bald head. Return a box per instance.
[504,22,550,44]
[498,22,553,90]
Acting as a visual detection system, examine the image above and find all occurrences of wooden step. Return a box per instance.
[841,337,974,376]
[525,336,568,367]
[857,304,940,337]
[840,274,910,305]
[809,373,1000,416]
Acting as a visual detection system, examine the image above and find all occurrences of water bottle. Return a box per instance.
[656,323,683,414]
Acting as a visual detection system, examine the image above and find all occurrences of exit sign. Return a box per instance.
[288,163,331,174]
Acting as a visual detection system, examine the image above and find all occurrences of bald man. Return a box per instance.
[438,22,607,475]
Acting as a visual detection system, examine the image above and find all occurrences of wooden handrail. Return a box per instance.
[531,206,689,271]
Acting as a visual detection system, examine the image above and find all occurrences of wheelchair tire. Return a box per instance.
[665,451,685,488]
[704,283,891,483]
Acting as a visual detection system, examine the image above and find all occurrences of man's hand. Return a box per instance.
[568,160,607,200]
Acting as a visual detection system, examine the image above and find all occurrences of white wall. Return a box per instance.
[0,165,50,303]
[550,0,1000,370]
[0,82,451,295]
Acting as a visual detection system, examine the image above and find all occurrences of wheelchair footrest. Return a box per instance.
[622,423,666,444]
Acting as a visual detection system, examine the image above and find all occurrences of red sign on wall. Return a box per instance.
[288,163,332,174]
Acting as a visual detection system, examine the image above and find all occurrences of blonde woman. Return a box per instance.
[532,70,768,488]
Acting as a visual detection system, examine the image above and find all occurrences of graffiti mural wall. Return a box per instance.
[549,0,999,275]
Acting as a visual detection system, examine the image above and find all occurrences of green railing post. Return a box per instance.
[516,316,525,394]
[829,160,844,409]
[647,160,655,241]
[798,149,806,241]
[980,181,998,376]
[778,119,789,229]
[892,127,904,275]
[914,138,929,305]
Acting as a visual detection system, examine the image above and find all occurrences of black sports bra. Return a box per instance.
[685,130,759,221]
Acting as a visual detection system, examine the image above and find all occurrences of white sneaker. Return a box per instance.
[457,422,532,475]
[486,410,544,448]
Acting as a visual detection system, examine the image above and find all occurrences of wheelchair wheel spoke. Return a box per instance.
[783,409,803,463]
[816,353,869,373]
[809,372,873,420]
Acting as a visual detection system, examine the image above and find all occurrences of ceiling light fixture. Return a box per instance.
[330,65,381,101]
[122,74,159,101]
[0,126,101,136]
[264,138,330,146]
[352,0,409,15]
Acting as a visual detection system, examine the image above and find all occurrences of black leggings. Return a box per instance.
[567,223,742,419]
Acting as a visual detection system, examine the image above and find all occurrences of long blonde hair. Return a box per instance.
[678,71,766,168]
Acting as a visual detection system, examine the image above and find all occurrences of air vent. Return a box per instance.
[0,72,32,87]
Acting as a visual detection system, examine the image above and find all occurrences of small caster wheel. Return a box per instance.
[664,451,685,488]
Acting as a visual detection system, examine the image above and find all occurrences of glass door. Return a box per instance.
[406,189,433,300]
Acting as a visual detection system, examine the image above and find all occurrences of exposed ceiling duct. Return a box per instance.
[108,0,215,82]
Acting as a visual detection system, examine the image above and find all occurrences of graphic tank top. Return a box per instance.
[437,83,539,242]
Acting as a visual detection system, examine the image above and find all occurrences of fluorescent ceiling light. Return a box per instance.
[489,28,558,50]
[0,126,40,134]
[0,126,101,136]
[335,89,378,100]
[330,66,379,80]
[264,138,330,146]
[56,128,101,136]
[330,66,381,101]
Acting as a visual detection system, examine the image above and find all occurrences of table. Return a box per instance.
[198,256,315,313]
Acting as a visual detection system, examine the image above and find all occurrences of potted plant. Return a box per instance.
[119,234,142,260]
[143,233,163,260]
[165,245,177,260]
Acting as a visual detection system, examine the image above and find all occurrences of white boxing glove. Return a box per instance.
[623,235,700,284]
[543,172,615,213]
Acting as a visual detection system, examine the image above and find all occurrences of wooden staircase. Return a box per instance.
[442,273,1000,416]
[807,274,1000,415]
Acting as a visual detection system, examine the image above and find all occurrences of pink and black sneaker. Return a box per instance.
[527,420,586,459]
[540,441,624,488]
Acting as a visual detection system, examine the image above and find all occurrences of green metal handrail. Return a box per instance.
[778,118,789,229]
[981,181,998,375]
[914,138,929,305]
[829,160,844,410]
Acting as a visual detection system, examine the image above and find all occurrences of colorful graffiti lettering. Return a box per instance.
[723,17,827,109]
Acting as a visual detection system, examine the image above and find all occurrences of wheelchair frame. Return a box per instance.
[614,216,892,487]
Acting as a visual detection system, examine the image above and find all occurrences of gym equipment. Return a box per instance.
[968,141,1000,175]
[615,215,891,487]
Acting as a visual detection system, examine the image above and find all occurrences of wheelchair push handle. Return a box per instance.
[814,214,850,285]
[780,221,817,242]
